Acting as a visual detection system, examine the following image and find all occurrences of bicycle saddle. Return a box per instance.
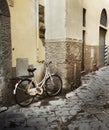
[27,68,36,73]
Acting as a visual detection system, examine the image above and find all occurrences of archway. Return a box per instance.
[0,0,12,105]
[99,9,107,67]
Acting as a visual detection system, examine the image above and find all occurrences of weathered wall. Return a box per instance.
[45,39,82,91]
[45,0,82,91]
[9,0,37,67]
[84,45,98,72]
[66,39,82,89]
[45,40,67,89]
[0,0,12,105]
[8,0,45,67]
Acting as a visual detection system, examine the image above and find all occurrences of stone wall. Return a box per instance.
[0,0,10,16]
[0,0,12,106]
[85,45,98,72]
[66,39,82,89]
[45,39,82,92]
[1,15,12,105]
[45,40,67,89]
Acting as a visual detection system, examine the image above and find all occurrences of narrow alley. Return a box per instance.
[0,66,109,130]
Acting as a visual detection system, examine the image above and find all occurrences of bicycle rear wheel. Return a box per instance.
[15,79,35,107]
[45,74,62,96]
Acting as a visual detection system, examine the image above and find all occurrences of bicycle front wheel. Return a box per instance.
[45,74,62,96]
[15,79,35,107]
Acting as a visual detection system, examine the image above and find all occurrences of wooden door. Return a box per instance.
[99,27,106,67]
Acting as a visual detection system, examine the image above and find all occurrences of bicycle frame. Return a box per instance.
[13,61,54,96]
[27,62,55,95]
[32,62,52,88]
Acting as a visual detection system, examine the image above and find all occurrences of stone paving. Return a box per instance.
[0,66,109,130]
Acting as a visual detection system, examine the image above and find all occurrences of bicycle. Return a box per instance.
[13,61,62,107]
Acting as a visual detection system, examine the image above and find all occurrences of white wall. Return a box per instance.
[39,0,44,5]
[66,0,82,40]
[45,0,66,40]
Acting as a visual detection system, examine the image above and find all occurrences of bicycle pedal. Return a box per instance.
[36,88,43,95]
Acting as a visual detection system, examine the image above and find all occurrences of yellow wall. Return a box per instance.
[66,0,82,40]
[7,0,45,67]
[38,39,45,62]
[83,0,109,46]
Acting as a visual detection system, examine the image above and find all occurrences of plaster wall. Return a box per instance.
[45,0,66,40]
[66,0,82,40]
[83,0,109,46]
[8,0,45,67]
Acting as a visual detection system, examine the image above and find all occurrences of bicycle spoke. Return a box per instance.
[45,74,62,96]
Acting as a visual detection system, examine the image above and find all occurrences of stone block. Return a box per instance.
[16,58,28,76]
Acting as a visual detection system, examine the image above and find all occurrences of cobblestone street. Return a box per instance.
[1,66,109,130]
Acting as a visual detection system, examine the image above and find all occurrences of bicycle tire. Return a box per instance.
[15,79,35,107]
[45,74,62,96]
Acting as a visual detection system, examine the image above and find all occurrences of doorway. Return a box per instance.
[99,27,106,67]
[0,0,12,78]
[81,30,85,71]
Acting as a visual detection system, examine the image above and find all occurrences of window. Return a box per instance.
[100,9,107,27]
[83,8,86,27]
[39,4,45,45]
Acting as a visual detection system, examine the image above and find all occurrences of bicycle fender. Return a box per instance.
[13,83,19,95]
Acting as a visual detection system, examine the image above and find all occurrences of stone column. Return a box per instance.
[45,39,82,91]
[66,39,82,89]
[45,40,68,90]
[45,0,68,90]
[45,0,82,91]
